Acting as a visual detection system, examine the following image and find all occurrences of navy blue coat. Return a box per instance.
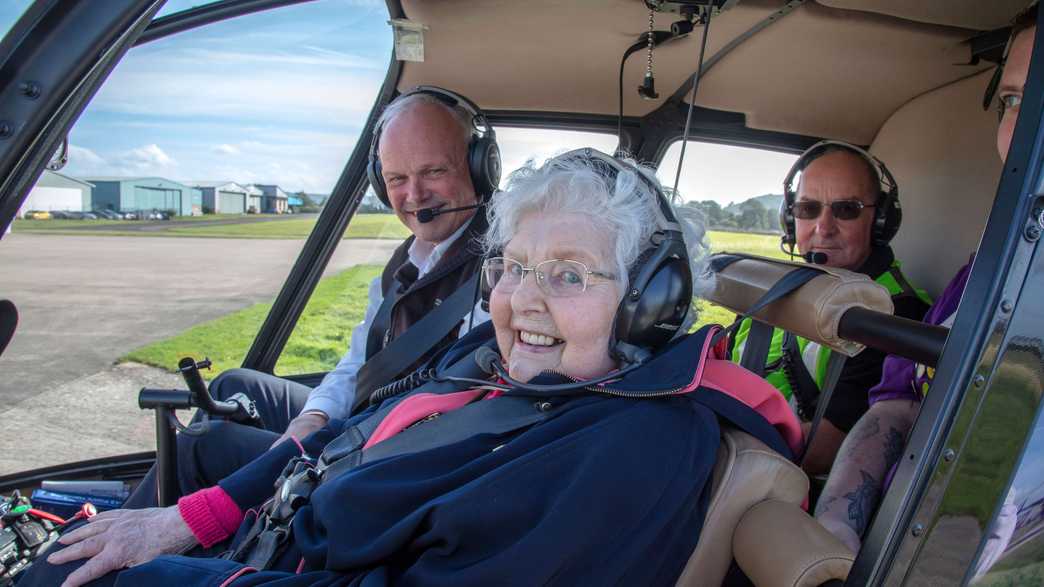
[107,325,787,586]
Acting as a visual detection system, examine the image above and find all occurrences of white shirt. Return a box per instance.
[301,219,490,420]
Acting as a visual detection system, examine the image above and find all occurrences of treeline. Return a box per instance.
[684,196,782,233]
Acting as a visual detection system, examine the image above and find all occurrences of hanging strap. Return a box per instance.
[354,272,480,413]
[739,319,774,377]
[800,351,847,460]
[711,265,822,348]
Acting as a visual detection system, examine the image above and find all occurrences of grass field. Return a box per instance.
[123,265,383,376]
[166,214,412,239]
[121,228,783,377]
[11,213,411,239]
[13,214,786,248]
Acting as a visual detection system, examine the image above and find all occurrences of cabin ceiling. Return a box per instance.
[397,0,1031,145]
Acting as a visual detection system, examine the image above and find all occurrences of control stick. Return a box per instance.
[138,357,262,506]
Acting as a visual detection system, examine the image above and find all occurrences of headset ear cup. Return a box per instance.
[367,155,390,209]
[469,136,501,198]
[873,189,902,245]
[779,191,796,246]
[613,239,692,358]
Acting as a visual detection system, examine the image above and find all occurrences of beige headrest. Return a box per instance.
[702,253,894,356]
[733,500,855,587]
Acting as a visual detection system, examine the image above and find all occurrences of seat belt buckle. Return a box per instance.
[271,457,318,522]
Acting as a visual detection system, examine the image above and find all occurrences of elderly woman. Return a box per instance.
[23,149,797,587]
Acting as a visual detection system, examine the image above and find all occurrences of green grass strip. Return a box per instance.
[121,265,382,378]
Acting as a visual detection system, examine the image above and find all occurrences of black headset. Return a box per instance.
[481,148,693,365]
[367,86,501,208]
[779,140,902,254]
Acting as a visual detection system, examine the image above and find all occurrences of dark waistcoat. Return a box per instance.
[363,211,487,378]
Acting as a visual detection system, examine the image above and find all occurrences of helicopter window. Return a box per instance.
[0,0,391,475]
[0,0,30,41]
[655,139,797,328]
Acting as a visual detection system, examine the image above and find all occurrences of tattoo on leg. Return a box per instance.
[884,427,905,469]
[844,471,881,537]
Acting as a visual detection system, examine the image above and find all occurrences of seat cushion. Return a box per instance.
[675,427,808,587]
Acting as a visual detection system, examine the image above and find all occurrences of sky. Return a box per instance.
[0,0,795,206]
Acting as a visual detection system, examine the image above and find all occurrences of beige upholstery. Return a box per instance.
[871,69,1004,298]
[398,0,989,145]
[817,0,1028,30]
[702,253,895,356]
[734,500,856,587]
[674,428,808,587]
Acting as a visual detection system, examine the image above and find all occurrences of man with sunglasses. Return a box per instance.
[730,141,932,477]
[816,3,1037,557]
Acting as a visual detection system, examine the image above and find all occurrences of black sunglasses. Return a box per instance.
[791,199,875,221]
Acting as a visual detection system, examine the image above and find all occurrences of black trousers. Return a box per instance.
[123,368,312,509]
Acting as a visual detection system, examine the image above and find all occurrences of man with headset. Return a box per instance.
[124,86,500,507]
[729,141,931,476]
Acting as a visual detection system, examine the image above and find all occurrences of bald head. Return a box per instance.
[794,150,879,271]
[377,99,479,245]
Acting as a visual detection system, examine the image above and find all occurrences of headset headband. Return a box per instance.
[783,140,896,201]
[367,86,501,206]
[370,86,491,160]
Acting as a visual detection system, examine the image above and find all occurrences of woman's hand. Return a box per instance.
[46,506,197,587]
[271,411,328,449]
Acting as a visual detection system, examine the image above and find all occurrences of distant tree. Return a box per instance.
[686,200,728,227]
[294,191,322,214]
[760,205,779,232]
[737,200,764,230]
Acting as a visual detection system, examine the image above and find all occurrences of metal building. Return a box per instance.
[249,184,289,214]
[16,170,94,216]
[84,176,203,216]
[193,181,249,214]
[245,184,263,213]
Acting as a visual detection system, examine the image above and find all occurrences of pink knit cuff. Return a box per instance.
[178,486,245,548]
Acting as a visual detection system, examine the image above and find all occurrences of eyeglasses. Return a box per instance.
[790,199,876,221]
[483,257,616,298]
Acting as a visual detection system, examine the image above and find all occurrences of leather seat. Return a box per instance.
[733,500,854,587]
[674,427,807,586]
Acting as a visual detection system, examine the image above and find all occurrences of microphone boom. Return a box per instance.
[416,203,481,224]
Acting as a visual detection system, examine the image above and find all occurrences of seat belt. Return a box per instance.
[739,319,774,377]
[353,272,480,413]
[780,332,820,421]
[800,350,846,461]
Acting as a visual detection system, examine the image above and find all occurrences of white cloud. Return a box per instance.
[68,144,106,167]
[117,144,178,174]
[88,47,384,125]
[214,144,241,155]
